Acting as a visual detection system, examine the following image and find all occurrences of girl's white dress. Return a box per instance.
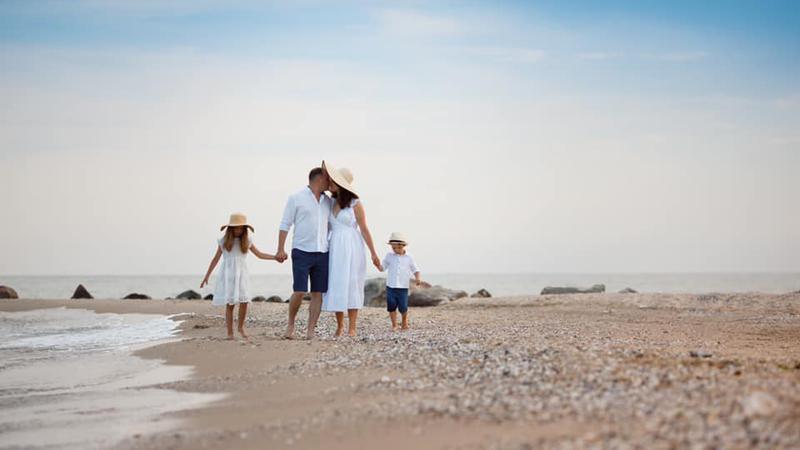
[212,237,250,306]
[323,199,366,312]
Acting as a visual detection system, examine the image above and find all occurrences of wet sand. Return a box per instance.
[3,293,800,449]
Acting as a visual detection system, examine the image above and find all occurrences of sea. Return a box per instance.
[0,307,223,449]
[2,273,799,300]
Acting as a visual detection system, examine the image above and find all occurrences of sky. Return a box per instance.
[1,0,799,275]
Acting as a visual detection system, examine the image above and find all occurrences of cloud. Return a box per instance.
[464,46,545,63]
[652,51,708,62]
[375,9,465,37]
[577,51,622,61]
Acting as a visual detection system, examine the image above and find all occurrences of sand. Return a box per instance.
[2,292,799,449]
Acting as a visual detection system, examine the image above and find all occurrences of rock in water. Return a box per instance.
[71,284,93,299]
[176,290,201,300]
[618,287,638,294]
[123,293,151,300]
[0,286,19,299]
[266,295,284,303]
[409,286,468,307]
[540,284,606,295]
[204,294,213,300]
[251,296,267,302]
[470,289,492,298]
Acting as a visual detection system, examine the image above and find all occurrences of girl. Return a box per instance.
[201,213,276,340]
[320,162,382,337]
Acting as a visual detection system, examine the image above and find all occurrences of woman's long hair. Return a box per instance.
[332,182,359,210]
[223,227,249,253]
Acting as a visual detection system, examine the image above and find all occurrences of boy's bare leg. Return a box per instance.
[225,305,235,340]
[284,292,305,339]
[306,292,323,339]
[389,311,398,331]
[334,312,345,337]
[401,312,409,330]
[237,303,250,340]
[348,309,358,337]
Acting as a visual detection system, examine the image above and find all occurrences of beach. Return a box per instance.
[2,292,799,449]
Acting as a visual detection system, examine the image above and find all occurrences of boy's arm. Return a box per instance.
[250,244,276,260]
[409,257,421,286]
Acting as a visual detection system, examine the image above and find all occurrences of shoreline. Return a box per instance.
[2,293,800,448]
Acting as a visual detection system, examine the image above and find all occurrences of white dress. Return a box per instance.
[213,237,250,306]
[322,199,366,312]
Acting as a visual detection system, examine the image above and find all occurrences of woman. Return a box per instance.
[321,161,381,337]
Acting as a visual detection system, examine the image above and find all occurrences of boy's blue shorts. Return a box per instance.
[291,249,329,293]
[386,287,409,313]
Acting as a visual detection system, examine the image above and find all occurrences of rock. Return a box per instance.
[409,286,468,307]
[123,293,151,300]
[365,278,387,304]
[251,296,267,302]
[0,286,19,299]
[193,324,210,329]
[540,284,605,295]
[204,294,213,300]
[618,287,638,294]
[176,289,201,300]
[470,288,492,298]
[689,350,713,358]
[266,295,285,303]
[71,284,93,299]
[302,293,311,301]
[741,392,779,417]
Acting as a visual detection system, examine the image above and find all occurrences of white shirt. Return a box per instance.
[279,187,332,253]
[382,252,420,289]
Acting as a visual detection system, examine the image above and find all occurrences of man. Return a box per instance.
[276,167,332,339]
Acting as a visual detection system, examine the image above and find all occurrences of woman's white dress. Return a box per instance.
[212,237,250,306]
[322,199,366,312]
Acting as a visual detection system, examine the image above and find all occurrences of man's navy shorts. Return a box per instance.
[292,249,329,293]
[386,287,409,313]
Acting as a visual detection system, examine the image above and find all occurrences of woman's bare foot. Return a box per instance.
[334,327,344,337]
[348,329,357,337]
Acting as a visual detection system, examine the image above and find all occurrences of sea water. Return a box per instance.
[0,307,222,449]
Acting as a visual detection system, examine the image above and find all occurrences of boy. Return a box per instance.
[379,232,421,331]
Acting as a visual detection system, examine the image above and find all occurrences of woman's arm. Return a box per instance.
[250,244,276,260]
[201,247,223,288]
[354,202,382,270]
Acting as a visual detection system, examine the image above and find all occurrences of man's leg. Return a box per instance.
[285,292,305,339]
[307,292,322,339]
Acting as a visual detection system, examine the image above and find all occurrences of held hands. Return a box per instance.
[371,254,382,271]
[275,249,288,263]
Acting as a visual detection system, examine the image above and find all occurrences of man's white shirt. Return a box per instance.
[279,187,332,253]
[382,252,420,288]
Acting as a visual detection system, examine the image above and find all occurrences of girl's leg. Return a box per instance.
[225,305,235,340]
[347,309,358,337]
[389,311,398,331]
[334,312,345,337]
[237,303,249,339]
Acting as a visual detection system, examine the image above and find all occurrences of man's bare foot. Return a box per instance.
[348,329,357,337]
[334,328,344,337]
[392,325,399,331]
[401,324,409,330]
[284,325,295,340]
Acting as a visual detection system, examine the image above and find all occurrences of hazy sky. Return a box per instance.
[1,0,799,275]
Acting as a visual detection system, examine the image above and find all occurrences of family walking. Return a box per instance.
[201,161,421,340]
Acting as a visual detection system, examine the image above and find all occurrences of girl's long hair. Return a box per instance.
[223,227,249,253]
[332,183,359,210]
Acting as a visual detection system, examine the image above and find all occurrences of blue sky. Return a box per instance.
[1,1,798,274]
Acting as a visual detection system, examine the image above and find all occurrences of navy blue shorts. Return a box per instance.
[291,249,329,293]
[386,287,409,313]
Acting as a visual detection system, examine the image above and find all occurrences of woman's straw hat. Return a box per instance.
[388,232,408,245]
[322,160,358,196]
[220,213,254,232]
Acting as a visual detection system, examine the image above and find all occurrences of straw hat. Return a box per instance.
[321,160,358,196]
[220,213,254,232]
[388,232,408,245]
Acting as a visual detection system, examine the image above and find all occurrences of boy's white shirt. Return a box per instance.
[382,252,419,289]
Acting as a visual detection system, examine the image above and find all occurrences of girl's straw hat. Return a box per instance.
[388,232,408,245]
[321,160,358,196]
[220,213,254,232]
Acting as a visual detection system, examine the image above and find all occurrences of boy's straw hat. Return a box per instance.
[220,213,254,232]
[322,160,358,196]
[388,232,408,245]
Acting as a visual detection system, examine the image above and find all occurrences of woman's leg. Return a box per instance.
[335,312,345,337]
[347,309,358,337]
[237,303,249,339]
[225,304,235,340]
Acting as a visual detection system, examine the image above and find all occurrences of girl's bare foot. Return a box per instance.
[284,325,295,340]
[226,334,235,340]
[238,328,250,341]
